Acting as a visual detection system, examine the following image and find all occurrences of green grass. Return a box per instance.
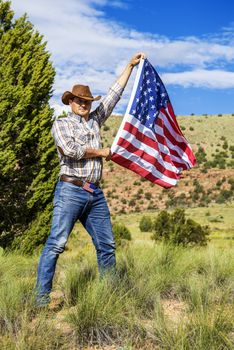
[0,241,233,349]
[110,203,234,245]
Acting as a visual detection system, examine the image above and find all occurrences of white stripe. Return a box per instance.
[156,113,192,167]
[159,110,194,165]
[119,129,180,174]
[111,58,145,152]
[160,109,191,145]
[112,114,189,168]
[113,145,178,186]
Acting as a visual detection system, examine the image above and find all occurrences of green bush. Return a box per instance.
[139,215,152,232]
[103,125,110,131]
[0,1,57,253]
[145,192,152,200]
[215,189,233,204]
[195,146,207,164]
[112,223,131,245]
[152,209,209,246]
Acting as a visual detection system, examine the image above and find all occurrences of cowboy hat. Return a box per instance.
[62,84,101,105]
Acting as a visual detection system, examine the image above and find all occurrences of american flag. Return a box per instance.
[111,58,196,188]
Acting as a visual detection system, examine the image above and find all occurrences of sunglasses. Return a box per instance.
[72,97,92,105]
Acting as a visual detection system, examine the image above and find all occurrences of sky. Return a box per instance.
[10,0,234,116]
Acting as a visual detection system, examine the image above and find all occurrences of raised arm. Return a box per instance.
[93,52,145,127]
[117,52,145,89]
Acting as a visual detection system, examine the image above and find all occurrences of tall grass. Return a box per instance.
[0,244,233,349]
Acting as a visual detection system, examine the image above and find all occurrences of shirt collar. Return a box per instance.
[68,111,82,122]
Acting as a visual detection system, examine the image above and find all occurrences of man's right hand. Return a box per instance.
[100,148,112,161]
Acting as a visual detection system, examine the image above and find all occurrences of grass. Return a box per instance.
[0,240,233,349]
[110,203,234,245]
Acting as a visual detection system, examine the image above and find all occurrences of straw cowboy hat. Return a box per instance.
[62,84,101,105]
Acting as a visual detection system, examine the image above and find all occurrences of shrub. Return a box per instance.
[215,189,233,204]
[223,141,228,150]
[133,181,140,186]
[139,216,153,232]
[152,209,209,246]
[152,210,171,241]
[112,223,131,245]
[228,178,234,191]
[145,192,152,200]
[128,199,136,207]
[195,146,207,164]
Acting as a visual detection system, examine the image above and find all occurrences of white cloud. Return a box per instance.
[10,0,234,114]
[163,70,234,89]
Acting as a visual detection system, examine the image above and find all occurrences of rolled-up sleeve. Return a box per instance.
[52,119,86,160]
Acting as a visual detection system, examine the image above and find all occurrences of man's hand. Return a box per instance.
[117,52,146,89]
[100,148,112,161]
[129,52,146,68]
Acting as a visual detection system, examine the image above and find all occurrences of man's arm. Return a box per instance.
[57,144,111,161]
[116,52,145,89]
[92,52,145,127]
[82,148,111,160]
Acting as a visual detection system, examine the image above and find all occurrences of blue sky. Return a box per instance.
[11,0,234,116]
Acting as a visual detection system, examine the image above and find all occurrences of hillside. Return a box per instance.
[100,114,234,215]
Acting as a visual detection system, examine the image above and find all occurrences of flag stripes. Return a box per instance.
[111,58,196,188]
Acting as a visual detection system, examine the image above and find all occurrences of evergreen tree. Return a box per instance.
[0,1,59,252]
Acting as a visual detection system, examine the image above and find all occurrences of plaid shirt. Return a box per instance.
[52,82,124,183]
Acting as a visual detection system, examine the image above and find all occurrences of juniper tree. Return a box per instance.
[0,1,59,252]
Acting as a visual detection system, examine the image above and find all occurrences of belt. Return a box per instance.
[60,174,99,192]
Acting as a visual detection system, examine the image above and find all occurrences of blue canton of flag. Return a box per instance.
[129,59,169,131]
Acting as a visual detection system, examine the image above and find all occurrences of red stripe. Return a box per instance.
[159,109,196,166]
[111,153,177,188]
[124,120,190,169]
[156,115,196,165]
[123,122,176,166]
[163,103,183,136]
[116,137,179,179]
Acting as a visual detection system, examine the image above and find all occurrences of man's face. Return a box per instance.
[69,96,92,119]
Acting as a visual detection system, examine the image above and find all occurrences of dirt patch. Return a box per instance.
[161,299,187,326]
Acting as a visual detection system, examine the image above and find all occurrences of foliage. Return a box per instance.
[0,1,57,252]
[112,222,131,245]
[215,189,233,204]
[139,215,152,232]
[152,209,209,246]
[0,244,234,348]
[195,146,207,164]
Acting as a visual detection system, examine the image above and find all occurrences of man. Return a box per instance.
[36,52,145,306]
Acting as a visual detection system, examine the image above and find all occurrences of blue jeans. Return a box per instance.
[36,181,116,304]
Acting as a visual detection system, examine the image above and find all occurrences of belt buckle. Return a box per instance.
[82,181,94,193]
